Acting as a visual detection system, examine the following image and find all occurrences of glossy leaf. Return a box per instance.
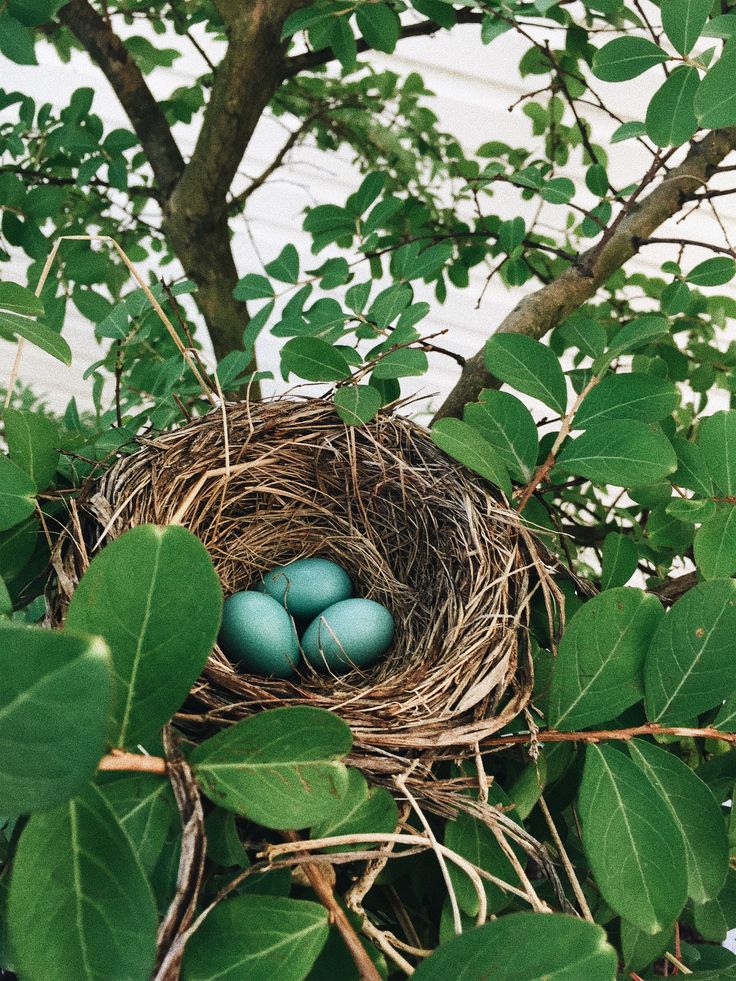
[600,532,638,589]
[65,524,223,748]
[431,418,512,496]
[3,408,59,489]
[0,282,43,317]
[412,912,617,980]
[548,588,663,730]
[182,894,329,981]
[333,385,382,425]
[311,768,398,848]
[645,67,699,147]
[556,421,676,486]
[281,337,352,382]
[578,744,688,933]
[628,738,728,903]
[100,774,176,873]
[694,506,736,579]
[693,869,736,942]
[592,37,668,81]
[0,455,36,531]
[596,315,669,366]
[356,2,400,53]
[0,624,112,815]
[662,0,713,54]
[372,347,428,379]
[686,256,736,286]
[233,273,275,301]
[699,410,736,494]
[464,389,539,482]
[190,706,352,829]
[644,579,736,722]
[695,41,736,128]
[8,786,158,980]
[0,312,72,365]
[573,374,678,428]
[265,244,299,284]
[484,334,567,414]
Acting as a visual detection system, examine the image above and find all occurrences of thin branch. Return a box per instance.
[434,125,736,421]
[481,722,736,749]
[284,9,484,76]
[57,0,184,196]
[639,236,736,257]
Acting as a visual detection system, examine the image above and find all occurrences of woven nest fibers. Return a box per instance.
[52,398,556,781]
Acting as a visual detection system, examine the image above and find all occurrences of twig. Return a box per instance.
[515,373,601,512]
[481,723,736,749]
[281,829,382,981]
[538,795,593,922]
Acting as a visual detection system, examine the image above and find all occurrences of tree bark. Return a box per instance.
[433,127,736,421]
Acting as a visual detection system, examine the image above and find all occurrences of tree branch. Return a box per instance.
[57,0,184,197]
[433,126,736,421]
[284,9,484,77]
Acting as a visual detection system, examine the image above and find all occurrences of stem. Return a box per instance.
[482,723,736,749]
[281,830,382,981]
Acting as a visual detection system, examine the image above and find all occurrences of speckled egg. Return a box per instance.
[258,557,353,622]
[219,591,299,678]
[301,598,395,671]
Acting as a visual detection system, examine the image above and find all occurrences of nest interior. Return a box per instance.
[53,399,555,781]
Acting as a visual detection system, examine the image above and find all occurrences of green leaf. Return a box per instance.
[233,273,275,302]
[627,738,728,904]
[0,454,36,531]
[311,769,398,848]
[645,66,699,147]
[699,410,736,495]
[431,419,512,496]
[694,506,736,579]
[485,334,567,414]
[0,282,43,317]
[100,774,176,873]
[540,177,575,204]
[644,579,736,723]
[0,312,72,365]
[65,524,223,748]
[411,912,617,980]
[281,337,352,382]
[596,315,669,367]
[686,256,736,286]
[574,374,678,428]
[558,316,607,359]
[672,436,714,496]
[8,786,158,980]
[0,12,36,64]
[182,894,329,981]
[3,408,59,489]
[592,37,668,81]
[578,743,688,933]
[548,588,663,730]
[620,920,674,974]
[693,869,736,942]
[611,120,647,142]
[600,532,638,589]
[190,706,352,830]
[265,244,300,285]
[662,0,713,54]
[695,41,736,128]
[556,421,676,486]
[356,2,400,53]
[333,385,382,426]
[367,283,412,328]
[329,15,358,71]
[464,390,539,483]
[372,347,428,379]
[0,624,111,815]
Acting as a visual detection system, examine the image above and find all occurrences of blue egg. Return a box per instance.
[301,598,395,671]
[219,591,299,678]
[258,557,352,622]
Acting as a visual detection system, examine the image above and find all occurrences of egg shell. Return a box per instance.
[219,591,300,678]
[301,598,395,671]
[258,557,353,622]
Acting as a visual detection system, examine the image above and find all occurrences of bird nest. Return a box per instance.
[51,398,557,785]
